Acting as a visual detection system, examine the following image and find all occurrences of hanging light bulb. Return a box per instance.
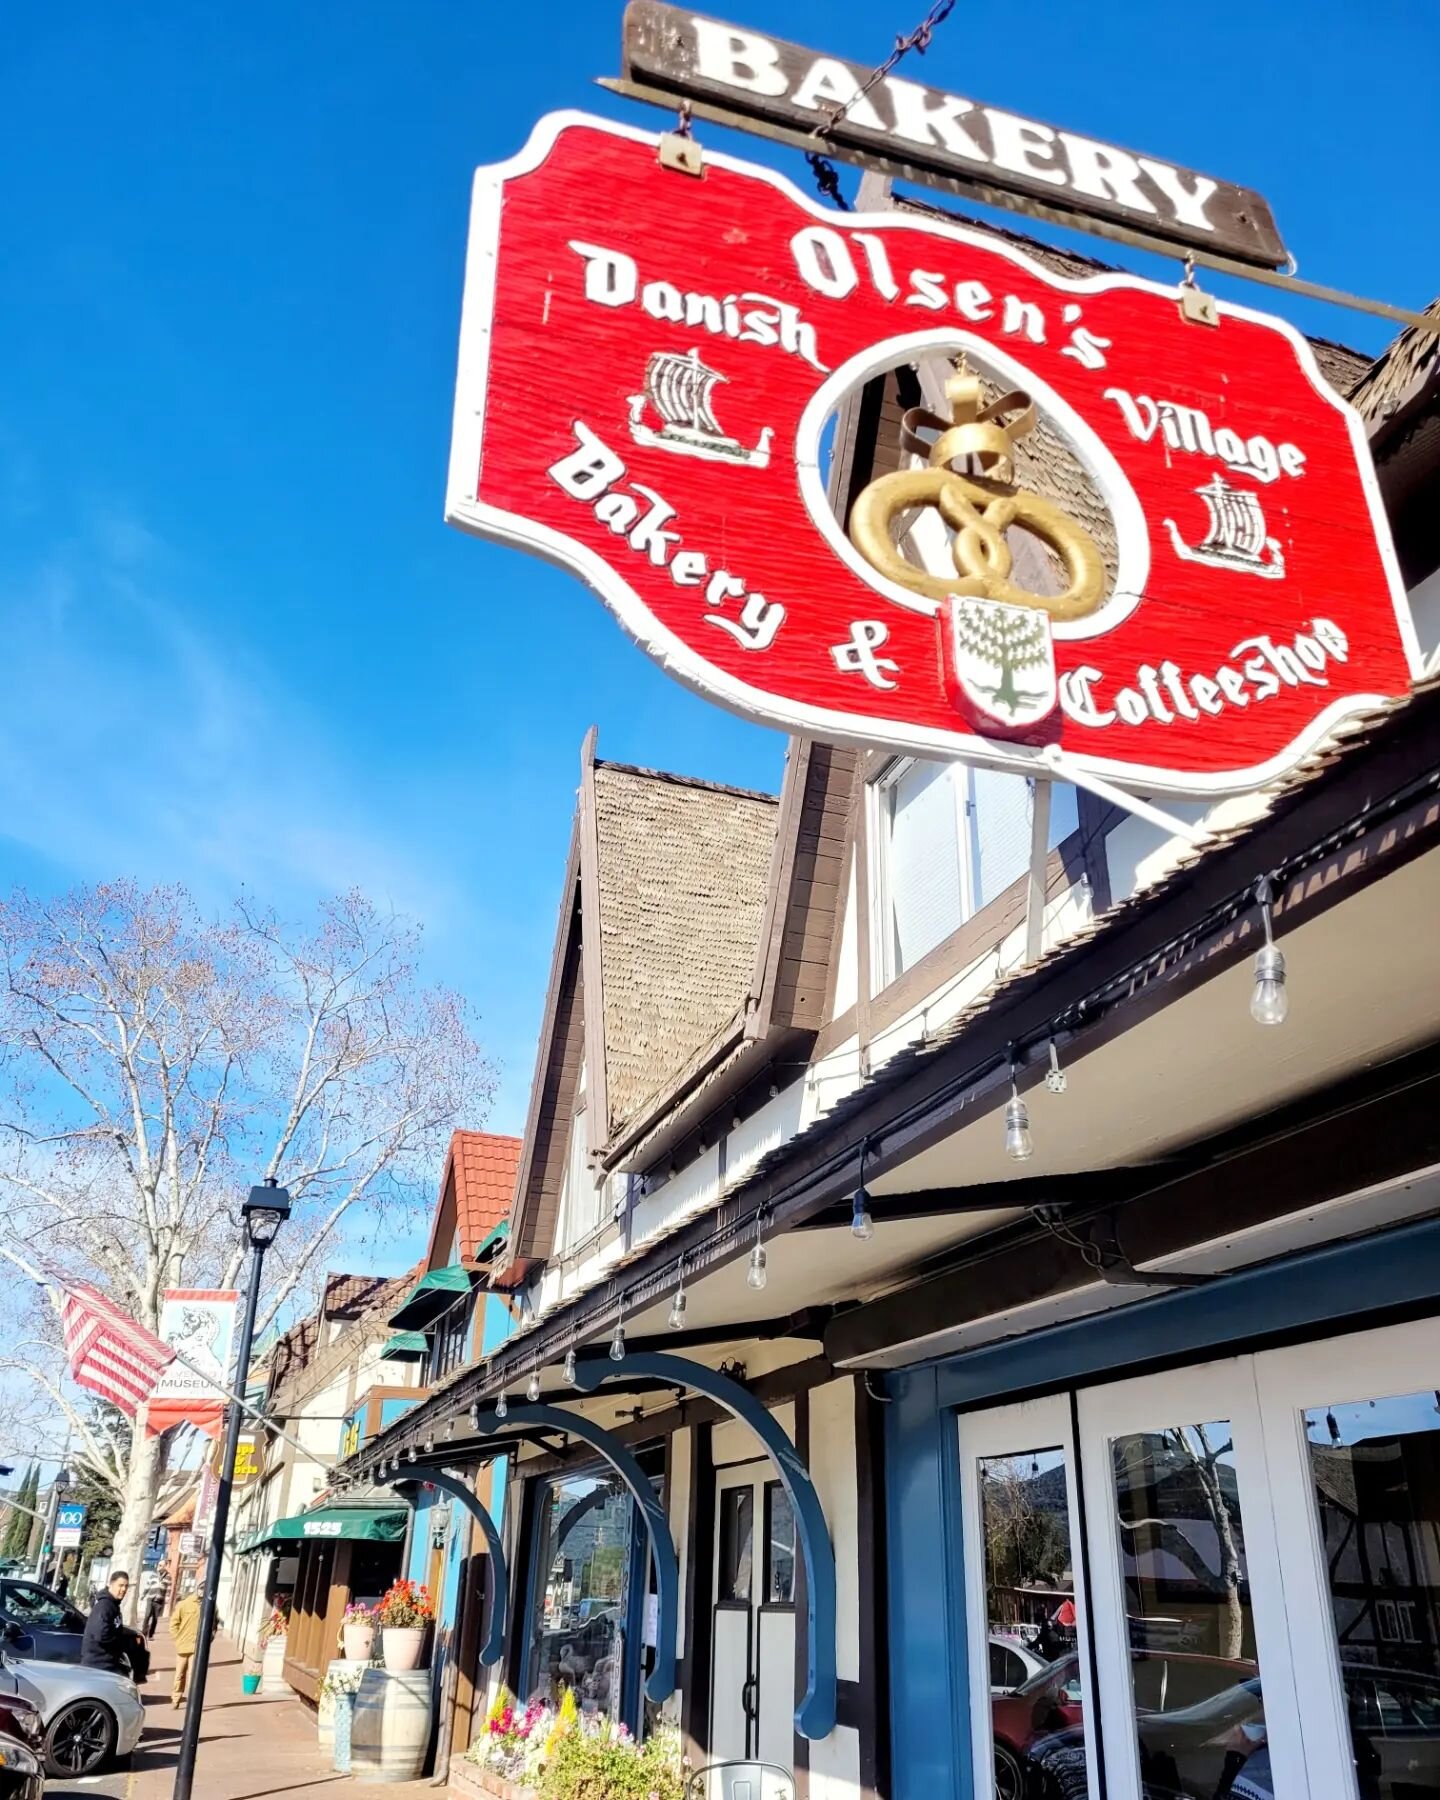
[667,1272,688,1330]
[495,1389,509,1420]
[850,1139,876,1240]
[1004,1057,1034,1162]
[1250,874,1289,1026]
[407,1443,417,1464]
[527,1367,542,1403]
[609,1313,627,1362]
[563,1346,578,1385]
[468,1403,480,1431]
[747,1213,768,1290]
[444,1416,454,1441]
[423,1433,434,1456]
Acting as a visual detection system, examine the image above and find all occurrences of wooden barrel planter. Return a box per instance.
[351,1667,432,1784]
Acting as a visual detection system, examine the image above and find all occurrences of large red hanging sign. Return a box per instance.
[445,113,1418,796]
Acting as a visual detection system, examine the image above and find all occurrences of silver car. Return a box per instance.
[0,1650,145,1778]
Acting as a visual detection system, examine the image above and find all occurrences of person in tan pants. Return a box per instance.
[169,1581,202,1708]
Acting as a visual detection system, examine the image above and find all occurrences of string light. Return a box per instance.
[851,1139,875,1241]
[1004,1053,1034,1161]
[423,1433,434,1456]
[495,1389,509,1420]
[527,1366,542,1403]
[563,1346,579,1385]
[468,1403,480,1431]
[406,1444,417,1464]
[1250,874,1289,1026]
[609,1308,627,1362]
[444,1416,454,1441]
[747,1212,769,1290]
[668,1262,688,1330]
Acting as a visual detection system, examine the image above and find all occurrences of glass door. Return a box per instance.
[959,1395,1098,1800]
[1077,1358,1310,1800]
[1257,1316,1440,1800]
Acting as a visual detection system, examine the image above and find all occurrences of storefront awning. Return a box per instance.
[387,1263,473,1330]
[380,1330,429,1362]
[240,1505,407,1553]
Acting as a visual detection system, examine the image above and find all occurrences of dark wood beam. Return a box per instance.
[794,1168,1172,1229]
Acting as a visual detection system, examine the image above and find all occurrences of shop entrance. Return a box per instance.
[710,1463,797,1770]
[959,1317,1440,1800]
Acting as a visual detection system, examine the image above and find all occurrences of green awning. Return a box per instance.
[380,1330,428,1362]
[388,1262,474,1330]
[241,1505,407,1552]
[474,1219,510,1262]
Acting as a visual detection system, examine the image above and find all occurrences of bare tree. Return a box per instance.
[0,881,495,1599]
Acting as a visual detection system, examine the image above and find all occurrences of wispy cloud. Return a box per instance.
[0,508,467,936]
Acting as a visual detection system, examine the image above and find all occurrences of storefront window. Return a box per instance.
[527,1474,632,1718]
[1110,1422,1265,1797]
[1304,1389,1440,1799]
[979,1448,1087,1800]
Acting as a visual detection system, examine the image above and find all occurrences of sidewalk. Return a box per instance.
[117,1630,437,1800]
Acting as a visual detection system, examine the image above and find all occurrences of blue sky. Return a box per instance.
[3,0,1436,1151]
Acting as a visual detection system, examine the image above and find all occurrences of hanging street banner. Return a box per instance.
[619,3,1289,270]
[149,1289,238,1438]
[445,113,1419,798]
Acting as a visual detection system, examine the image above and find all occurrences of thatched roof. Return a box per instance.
[592,760,778,1136]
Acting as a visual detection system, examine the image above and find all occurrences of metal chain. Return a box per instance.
[806,0,958,208]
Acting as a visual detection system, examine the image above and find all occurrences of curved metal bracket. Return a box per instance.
[474,1402,678,1703]
[572,1353,837,1740]
[379,1468,508,1666]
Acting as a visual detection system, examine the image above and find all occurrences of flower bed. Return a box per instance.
[464,1688,683,1800]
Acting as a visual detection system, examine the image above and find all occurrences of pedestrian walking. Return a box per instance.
[169,1578,210,1709]
[141,1566,169,1637]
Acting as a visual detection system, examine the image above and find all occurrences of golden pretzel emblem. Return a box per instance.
[849,371,1106,624]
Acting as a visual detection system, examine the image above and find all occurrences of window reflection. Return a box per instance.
[980,1448,1089,1800]
[527,1475,631,1718]
[1306,1390,1440,1800]
[1111,1423,1264,1798]
[766,1485,795,1606]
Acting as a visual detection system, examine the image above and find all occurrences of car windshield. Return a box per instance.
[1016,1655,1077,1698]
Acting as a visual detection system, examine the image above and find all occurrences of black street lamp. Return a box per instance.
[171,1181,290,1800]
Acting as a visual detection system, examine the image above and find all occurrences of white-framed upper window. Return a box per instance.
[870,759,1078,987]
[555,1060,605,1253]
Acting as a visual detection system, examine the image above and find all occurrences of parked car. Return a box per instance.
[0,1647,145,1778]
[991,1651,1258,1800]
[0,1579,86,1663]
[990,1633,1052,1695]
[0,1688,44,1800]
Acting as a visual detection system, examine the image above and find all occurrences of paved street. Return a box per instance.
[44,1631,435,1800]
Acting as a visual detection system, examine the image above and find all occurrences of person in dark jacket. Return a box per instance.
[81,1571,147,1680]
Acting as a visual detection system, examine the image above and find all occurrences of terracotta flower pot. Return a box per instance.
[381,1625,426,1672]
[342,1622,375,1662]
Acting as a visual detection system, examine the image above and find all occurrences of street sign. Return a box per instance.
[209,1434,259,1487]
[53,1503,86,1550]
[619,3,1289,269]
[446,114,1417,798]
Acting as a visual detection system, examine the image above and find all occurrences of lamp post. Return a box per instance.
[38,1463,71,1584]
[171,1181,290,1800]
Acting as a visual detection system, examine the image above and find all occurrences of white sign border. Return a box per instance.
[445,109,1422,801]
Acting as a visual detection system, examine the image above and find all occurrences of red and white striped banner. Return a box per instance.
[59,1284,175,1421]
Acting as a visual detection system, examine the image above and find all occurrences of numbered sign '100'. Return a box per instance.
[445,112,1418,797]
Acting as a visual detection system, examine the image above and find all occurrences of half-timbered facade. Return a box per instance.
[340,197,1440,1800]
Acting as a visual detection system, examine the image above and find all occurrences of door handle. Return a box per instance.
[741,1674,758,1722]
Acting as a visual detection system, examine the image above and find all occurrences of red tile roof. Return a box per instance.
[450,1131,520,1261]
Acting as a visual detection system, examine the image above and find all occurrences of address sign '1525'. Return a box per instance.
[446,113,1419,798]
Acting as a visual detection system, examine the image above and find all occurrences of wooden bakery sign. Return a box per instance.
[617,2,1289,270]
[445,113,1418,797]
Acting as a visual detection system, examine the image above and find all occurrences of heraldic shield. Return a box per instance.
[945,595,1059,731]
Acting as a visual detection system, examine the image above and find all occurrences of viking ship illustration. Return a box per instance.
[627,348,773,468]
[1164,475,1285,579]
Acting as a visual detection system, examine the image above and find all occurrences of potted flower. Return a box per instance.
[258,1598,291,1694]
[341,1601,376,1662]
[375,1578,434,1672]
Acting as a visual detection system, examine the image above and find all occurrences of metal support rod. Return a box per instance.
[1025,778,1053,965]
[170,1233,269,1800]
[599,77,1440,336]
[1040,744,1208,845]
